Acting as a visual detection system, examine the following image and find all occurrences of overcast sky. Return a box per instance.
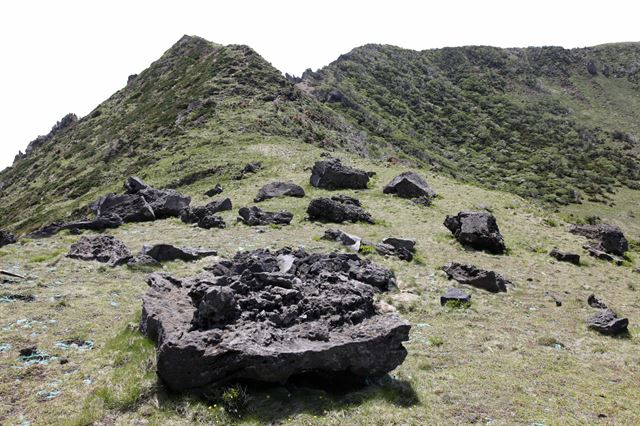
[1,0,639,171]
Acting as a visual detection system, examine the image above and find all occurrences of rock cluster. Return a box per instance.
[310,158,370,190]
[67,236,132,266]
[254,181,305,202]
[238,207,294,226]
[181,198,232,229]
[0,230,17,247]
[442,262,510,293]
[140,248,410,392]
[307,195,373,224]
[444,211,506,254]
[586,295,628,335]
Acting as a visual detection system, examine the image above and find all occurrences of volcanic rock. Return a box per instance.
[310,158,370,190]
[197,215,226,229]
[254,181,305,202]
[444,211,506,254]
[124,176,149,193]
[238,206,293,226]
[67,235,132,266]
[140,248,409,391]
[322,229,361,251]
[181,198,232,225]
[440,287,471,306]
[586,295,628,335]
[94,193,156,223]
[234,162,262,180]
[569,224,628,256]
[141,244,217,262]
[127,255,160,268]
[583,245,624,265]
[442,262,510,293]
[381,238,416,253]
[549,248,580,265]
[0,230,17,247]
[383,171,436,200]
[205,184,223,197]
[307,196,373,224]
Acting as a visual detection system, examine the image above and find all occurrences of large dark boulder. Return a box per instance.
[141,244,217,262]
[138,187,191,219]
[67,235,132,266]
[0,230,17,247]
[181,198,232,225]
[310,158,370,190]
[307,196,373,224]
[238,207,293,226]
[569,224,628,256]
[95,193,156,223]
[549,248,580,266]
[254,181,305,202]
[442,262,510,293]
[140,248,409,392]
[383,171,436,199]
[444,211,506,254]
[586,295,628,335]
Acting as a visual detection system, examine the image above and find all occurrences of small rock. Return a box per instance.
[198,215,226,229]
[586,294,628,335]
[549,248,580,266]
[442,262,510,293]
[254,181,305,202]
[67,235,132,266]
[440,287,471,306]
[205,184,223,197]
[127,255,160,268]
[583,245,624,265]
[141,244,217,262]
[238,207,293,226]
[322,229,361,251]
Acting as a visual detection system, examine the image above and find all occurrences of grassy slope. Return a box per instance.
[1,136,639,425]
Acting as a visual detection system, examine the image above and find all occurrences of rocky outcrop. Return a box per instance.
[569,224,628,256]
[307,196,373,224]
[310,158,370,190]
[586,295,628,335]
[383,172,436,201]
[14,113,78,163]
[238,207,293,226]
[141,244,217,262]
[444,211,506,254]
[440,287,471,306]
[254,181,305,202]
[0,230,17,247]
[67,236,132,266]
[140,248,409,392]
[549,248,580,265]
[442,262,510,293]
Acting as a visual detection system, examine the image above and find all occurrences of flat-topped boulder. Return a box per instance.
[95,193,156,222]
[0,230,17,247]
[444,211,506,254]
[238,206,293,226]
[569,224,628,256]
[549,248,580,266]
[440,287,471,306]
[442,262,510,293]
[67,235,132,266]
[307,196,373,224]
[310,158,370,190]
[586,295,629,335]
[254,181,305,202]
[141,244,217,262]
[140,248,409,392]
[383,171,436,200]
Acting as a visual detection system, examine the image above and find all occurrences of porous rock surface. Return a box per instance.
[442,262,510,293]
[254,181,305,202]
[310,158,370,190]
[444,211,506,254]
[140,248,409,392]
[307,196,373,224]
[67,235,132,266]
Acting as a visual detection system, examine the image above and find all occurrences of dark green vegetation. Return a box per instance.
[301,43,640,204]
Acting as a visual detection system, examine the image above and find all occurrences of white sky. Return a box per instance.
[1,0,639,171]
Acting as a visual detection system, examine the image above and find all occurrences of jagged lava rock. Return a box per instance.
[140,248,409,392]
[444,211,506,254]
[310,158,370,190]
[549,248,580,265]
[254,181,305,202]
[307,196,373,224]
[67,235,132,266]
[238,206,293,226]
[442,262,510,293]
[0,230,17,247]
[383,171,436,199]
[440,287,471,306]
[141,244,217,262]
[569,223,628,256]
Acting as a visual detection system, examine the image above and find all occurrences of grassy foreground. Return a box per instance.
[1,138,639,425]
